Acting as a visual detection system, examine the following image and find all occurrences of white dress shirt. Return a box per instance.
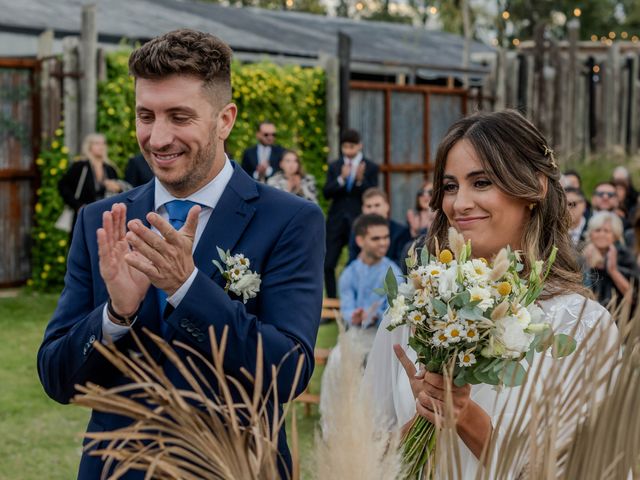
[336,151,363,187]
[253,144,273,180]
[102,157,234,342]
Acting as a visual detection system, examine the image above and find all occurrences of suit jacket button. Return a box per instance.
[186,325,194,333]
[89,335,96,344]
[180,319,189,328]
[196,333,205,342]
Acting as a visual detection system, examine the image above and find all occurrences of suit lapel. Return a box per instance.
[193,164,258,281]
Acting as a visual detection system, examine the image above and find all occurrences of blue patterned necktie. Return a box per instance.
[156,199,198,335]
[346,159,355,192]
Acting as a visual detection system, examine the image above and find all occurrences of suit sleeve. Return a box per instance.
[37,207,128,403]
[165,201,325,398]
[351,160,379,196]
[322,161,344,200]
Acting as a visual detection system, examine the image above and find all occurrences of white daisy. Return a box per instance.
[444,323,465,343]
[458,351,477,367]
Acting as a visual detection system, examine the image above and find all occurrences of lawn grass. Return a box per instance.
[0,291,338,480]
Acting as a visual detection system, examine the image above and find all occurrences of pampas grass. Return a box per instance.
[73,326,303,480]
[313,327,405,480]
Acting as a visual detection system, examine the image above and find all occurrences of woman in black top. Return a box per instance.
[58,133,124,229]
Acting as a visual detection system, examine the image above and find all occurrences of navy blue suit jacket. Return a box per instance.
[241,144,285,179]
[37,162,325,479]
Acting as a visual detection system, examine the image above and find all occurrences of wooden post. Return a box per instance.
[628,54,639,154]
[566,18,579,155]
[550,39,562,149]
[319,53,340,160]
[532,22,546,126]
[604,43,619,153]
[516,53,528,113]
[79,4,97,142]
[337,31,351,140]
[494,47,506,110]
[37,29,53,140]
[63,36,80,156]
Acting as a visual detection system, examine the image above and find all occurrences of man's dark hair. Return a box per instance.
[129,29,232,105]
[564,187,585,200]
[340,129,361,145]
[353,213,388,238]
[563,169,582,186]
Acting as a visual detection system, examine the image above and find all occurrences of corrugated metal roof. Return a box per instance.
[0,0,494,72]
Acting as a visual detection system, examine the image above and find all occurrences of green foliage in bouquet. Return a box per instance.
[29,49,328,291]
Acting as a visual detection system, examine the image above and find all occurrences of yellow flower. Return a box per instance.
[35,203,42,213]
[439,249,453,264]
[61,146,69,155]
[107,107,115,115]
[38,232,46,240]
[57,256,65,263]
[26,279,34,286]
[43,264,51,272]
[36,158,44,166]
[55,128,63,136]
[497,282,512,296]
[59,159,68,170]
[40,272,48,279]
[49,168,58,176]
[52,141,59,149]
[58,239,67,247]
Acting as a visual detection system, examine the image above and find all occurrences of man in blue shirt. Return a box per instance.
[339,214,402,337]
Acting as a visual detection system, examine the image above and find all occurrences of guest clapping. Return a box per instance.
[582,211,639,306]
[267,150,317,203]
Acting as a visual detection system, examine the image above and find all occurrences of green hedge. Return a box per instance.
[29,49,328,292]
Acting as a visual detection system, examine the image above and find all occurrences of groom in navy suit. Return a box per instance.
[37,29,324,479]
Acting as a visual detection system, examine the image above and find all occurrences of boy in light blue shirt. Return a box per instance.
[339,214,402,331]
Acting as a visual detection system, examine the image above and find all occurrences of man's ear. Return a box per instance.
[217,103,237,141]
[355,234,365,249]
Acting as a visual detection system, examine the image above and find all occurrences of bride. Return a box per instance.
[363,110,618,477]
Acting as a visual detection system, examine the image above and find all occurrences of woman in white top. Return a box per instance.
[363,110,618,476]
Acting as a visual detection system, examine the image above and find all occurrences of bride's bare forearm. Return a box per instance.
[456,401,493,461]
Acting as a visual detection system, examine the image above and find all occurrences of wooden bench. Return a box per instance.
[295,298,339,416]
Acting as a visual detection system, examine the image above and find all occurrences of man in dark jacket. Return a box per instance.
[241,121,284,182]
[322,129,379,298]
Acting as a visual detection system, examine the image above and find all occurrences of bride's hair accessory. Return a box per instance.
[542,145,558,169]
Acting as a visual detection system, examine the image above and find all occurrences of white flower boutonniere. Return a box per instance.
[213,247,261,303]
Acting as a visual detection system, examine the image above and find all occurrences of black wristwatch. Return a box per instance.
[107,298,140,326]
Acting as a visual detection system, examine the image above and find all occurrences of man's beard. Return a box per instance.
[159,132,218,196]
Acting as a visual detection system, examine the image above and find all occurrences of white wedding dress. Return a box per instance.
[362,293,619,478]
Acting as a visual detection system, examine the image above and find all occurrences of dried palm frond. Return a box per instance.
[313,326,405,480]
[73,326,303,480]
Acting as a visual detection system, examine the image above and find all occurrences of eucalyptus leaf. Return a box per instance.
[384,267,398,302]
[212,259,225,275]
[373,287,386,296]
[420,247,430,267]
[552,334,577,358]
[216,246,228,263]
[500,362,526,387]
[458,306,485,321]
[432,298,448,316]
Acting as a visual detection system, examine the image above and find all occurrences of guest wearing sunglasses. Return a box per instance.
[406,181,436,238]
[591,182,619,213]
[241,121,285,182]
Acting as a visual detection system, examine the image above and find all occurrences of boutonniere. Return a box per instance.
[213,247,262,303]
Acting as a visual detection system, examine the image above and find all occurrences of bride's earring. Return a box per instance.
[528,203,535,210]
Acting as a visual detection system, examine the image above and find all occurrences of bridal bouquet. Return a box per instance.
[383,228,575,479]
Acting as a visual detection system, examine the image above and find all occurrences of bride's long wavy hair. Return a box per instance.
[426,109,585,298]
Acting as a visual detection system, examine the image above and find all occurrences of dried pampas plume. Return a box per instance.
[73,327,302,480]
[314,325,405,480]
